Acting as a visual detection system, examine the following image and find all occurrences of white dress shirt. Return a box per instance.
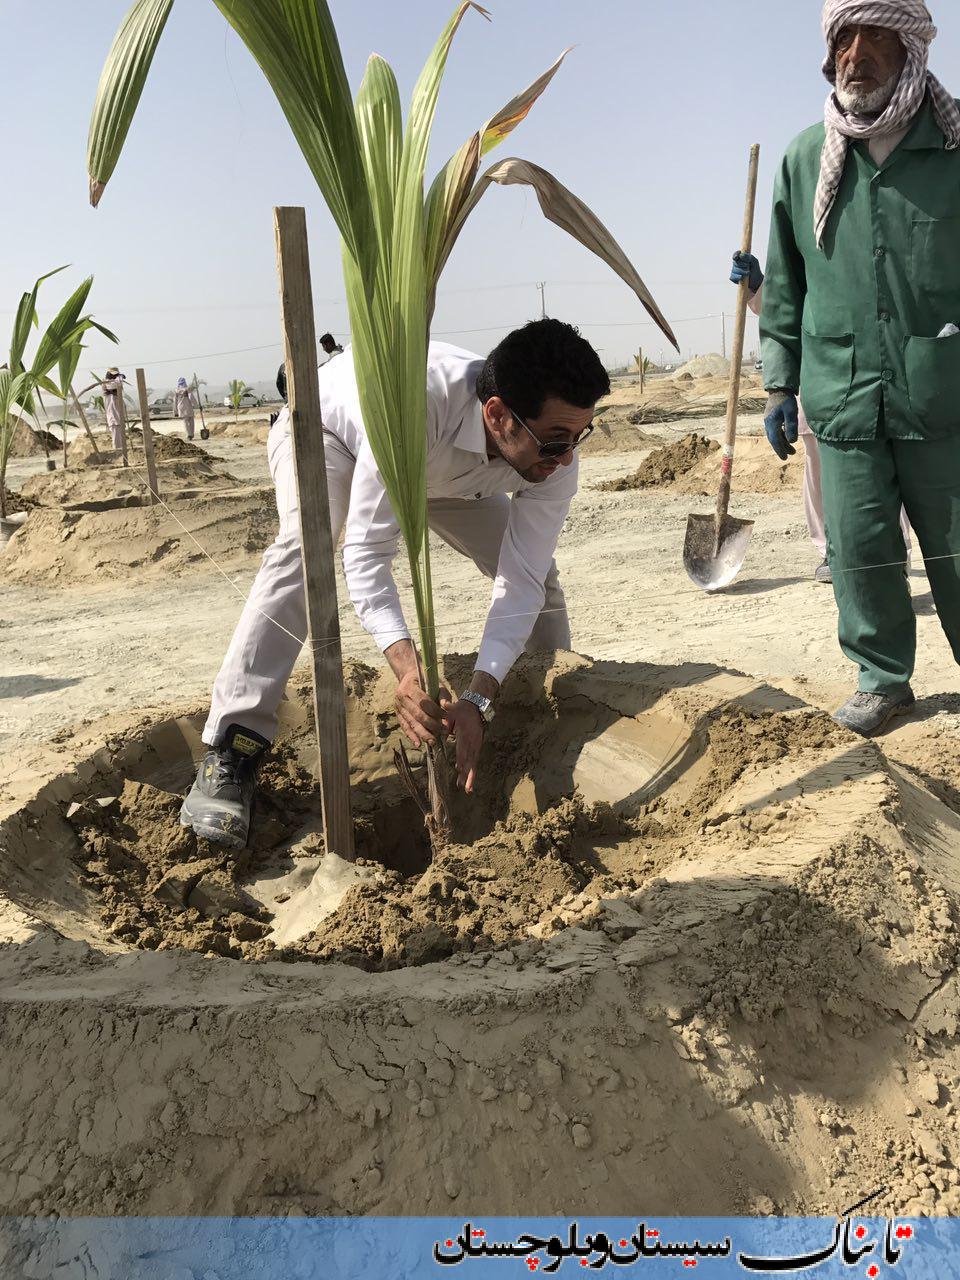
[317,342,578,682]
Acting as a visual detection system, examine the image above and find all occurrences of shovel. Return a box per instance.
[683,143,760,592]
[193,370,210,440]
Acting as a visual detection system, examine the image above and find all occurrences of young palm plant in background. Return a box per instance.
[227,378,251,425]
[1,270,117,518]
[88,0,676,836]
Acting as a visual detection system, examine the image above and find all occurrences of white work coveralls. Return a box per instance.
[103,377,125,450]
[204,343,573,745]
[175,387,197,439]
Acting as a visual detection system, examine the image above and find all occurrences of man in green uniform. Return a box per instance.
[761,0,960,736]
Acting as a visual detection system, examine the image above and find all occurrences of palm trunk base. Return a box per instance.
[394,740,453,855]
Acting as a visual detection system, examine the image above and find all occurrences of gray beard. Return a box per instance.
[836,71,900,116]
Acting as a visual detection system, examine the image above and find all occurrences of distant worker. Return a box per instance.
[276,331,344,402]
[102,368,127,451]
[180,321,606,849]
[760,0,960,737]
[729,252,911,585]
[174,376,197,441]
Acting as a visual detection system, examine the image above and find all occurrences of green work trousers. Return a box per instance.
[819,433,960,693]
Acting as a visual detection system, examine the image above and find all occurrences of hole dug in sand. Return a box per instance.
[0,655,841,969]
[2,653,960,1217]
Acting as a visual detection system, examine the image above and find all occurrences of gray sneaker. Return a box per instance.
[832,688,916,737]
[814,558,833,584]
[179,724,270,849]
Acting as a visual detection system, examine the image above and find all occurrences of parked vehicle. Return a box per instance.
[148,394,176,420]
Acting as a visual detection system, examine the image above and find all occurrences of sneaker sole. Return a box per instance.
[179,800,248,850]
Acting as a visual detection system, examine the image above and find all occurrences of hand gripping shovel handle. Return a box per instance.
[715,144,760,551]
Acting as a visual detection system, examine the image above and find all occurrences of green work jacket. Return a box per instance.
[761,95,960,441]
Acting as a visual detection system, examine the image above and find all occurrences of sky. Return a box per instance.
[4,0,960,395]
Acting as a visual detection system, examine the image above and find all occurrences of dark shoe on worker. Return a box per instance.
[832,688,916,738]
[814,558,832,585]
[179,724,270,849]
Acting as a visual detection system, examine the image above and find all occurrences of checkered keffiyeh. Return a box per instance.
[815,0,960,247]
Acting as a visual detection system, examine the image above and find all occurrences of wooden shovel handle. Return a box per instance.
[716,144,760,527]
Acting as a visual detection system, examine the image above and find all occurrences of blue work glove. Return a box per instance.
[730,251,764,293]
[764,391,799,460]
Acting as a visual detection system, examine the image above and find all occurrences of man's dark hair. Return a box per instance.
[319,332,336,347]
[475,318,610,419]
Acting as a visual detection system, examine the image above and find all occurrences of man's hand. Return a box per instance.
[443,697,485,794]
[763,390,800,460]
[730,251,764,293]
[394,668,452,748]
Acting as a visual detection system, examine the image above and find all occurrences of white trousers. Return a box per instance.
[181,413,195,441]
[800,411,911,559]
[203,422,570,744]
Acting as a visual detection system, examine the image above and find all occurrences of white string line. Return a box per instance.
[110,451,952,659]
[118,455,313,649]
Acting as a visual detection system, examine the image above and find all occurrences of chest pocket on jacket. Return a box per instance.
[911,218,960,318]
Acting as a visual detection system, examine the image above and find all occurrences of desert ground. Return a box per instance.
[2,376,959,1222]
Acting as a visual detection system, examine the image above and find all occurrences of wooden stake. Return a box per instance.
[135,368,160,505]
[273,205,354,860]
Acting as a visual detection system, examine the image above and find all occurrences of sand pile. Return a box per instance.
[1,654,959,1218]
[674,353,731,379]
[1,487,35,515]
[68,431,214,467]
[7,420,59,457]
[0,488,276,584]
[673,435,805,496]
[208,416,273,445]
[583,421,659,454]
[19,457,240,512]
[599,433,718,491]
[601,434,805,496]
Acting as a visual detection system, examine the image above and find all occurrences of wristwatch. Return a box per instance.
[461,690,495,724]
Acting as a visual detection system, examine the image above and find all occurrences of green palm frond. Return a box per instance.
[88,0,676,694]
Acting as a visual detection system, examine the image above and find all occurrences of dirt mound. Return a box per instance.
[19,457,240,512]
[6,420,59,457]
[599,433,719,491]
[1,487,35,515]
[1,655,959,1218]
[583,421,659,454]
[208,416,273,445]
[0,488,276,584]
[673,435,805,496]
[674,353,731,379]
[68,431,214,466]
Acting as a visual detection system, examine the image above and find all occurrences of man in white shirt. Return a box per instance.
[180,319,608,849]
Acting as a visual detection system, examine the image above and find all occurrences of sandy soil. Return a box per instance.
[2,411,959,1221]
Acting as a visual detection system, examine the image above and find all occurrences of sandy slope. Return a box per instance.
[1,413,959,1223]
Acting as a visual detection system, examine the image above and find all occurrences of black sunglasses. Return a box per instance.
[508,408,594,459]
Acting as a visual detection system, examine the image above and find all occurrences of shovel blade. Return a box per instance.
[683,512,755,592]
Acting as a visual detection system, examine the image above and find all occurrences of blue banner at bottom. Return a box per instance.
[0,1215,956,1279]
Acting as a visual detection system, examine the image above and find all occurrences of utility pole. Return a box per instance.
[537,281,546,319]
